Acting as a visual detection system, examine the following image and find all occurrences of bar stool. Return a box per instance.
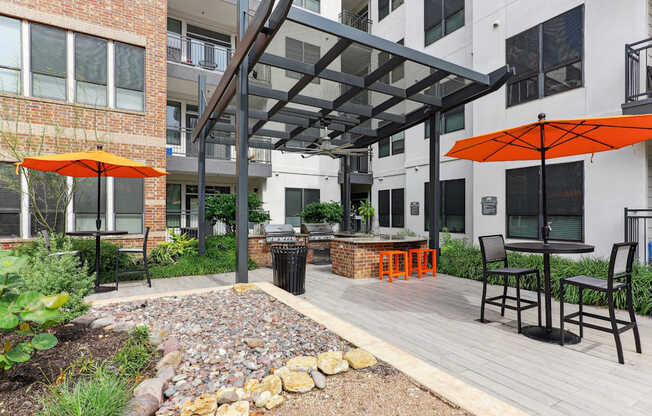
[408,248,437,278]
[379,250,408,282]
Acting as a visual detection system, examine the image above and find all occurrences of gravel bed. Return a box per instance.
[90,288,469,415]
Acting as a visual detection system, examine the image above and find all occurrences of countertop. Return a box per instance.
[332,237,427,244]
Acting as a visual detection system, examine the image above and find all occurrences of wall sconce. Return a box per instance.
[325,177,329,180]
[378,177,384,182]
[414,166,419,172]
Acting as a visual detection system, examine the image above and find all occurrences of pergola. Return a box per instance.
[191,0,512,282]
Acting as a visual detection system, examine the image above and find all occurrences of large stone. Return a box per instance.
[133,378,165,406]
[272,366,290,377]
[310,369,326,389]
[216,388,239,404]
[232,283,257,294]
[317,351,349,375]
[124,394,159,416]
[343,348,377,370]
[243,379,259,392]
[156,351,183,370]
[158,337,180,355]
[265,394,284,410]
[70,313,97,326]
[286,356,317,372]
[280,371,315,393]
[254,390,271,408]
[90,317,114,329]
[244,338,264,348]
[215,401,249,416]
[180,394,218,416]
[254,374,282,396]
[156,365,175,383]
[149,331,164,346]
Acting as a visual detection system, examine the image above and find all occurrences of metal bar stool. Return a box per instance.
[408,248,437,278]
[379,250,408,282]
[114,227,151,289]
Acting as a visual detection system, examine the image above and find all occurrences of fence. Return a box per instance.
[624,207,652,262]
[625,37,652,102]
[165,209,269,241]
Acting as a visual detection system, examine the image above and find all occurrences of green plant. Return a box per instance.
[68,238,136,284]
[205,193,271,233]
[299,201,343,224]
[150,229,198,265]
[357,200,374,233]
[111,325,153,379]
[0,253,70,377]
[438,233,652,316]
[39,366,132,416]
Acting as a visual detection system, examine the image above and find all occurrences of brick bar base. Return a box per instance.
[330,239,427,279]
[248,236,317,268]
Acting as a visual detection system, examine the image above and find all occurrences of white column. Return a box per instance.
[20,171,29,238]
[180,101,186,155]
[181,21,187,62]
[106,177,115,230]
[66,177,74,232]
[67,31,74,103]
[107,40,115,108]
[21,20,30,96]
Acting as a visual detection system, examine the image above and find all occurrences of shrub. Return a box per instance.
[205,193,271,233]
[111,325,153,379]
[149,229,197,265]
[69,238,136,284]
[438,234,652,316]
[298,201,343,224]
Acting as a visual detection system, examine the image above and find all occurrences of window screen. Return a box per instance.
[74,177,106,231]
[115,42,145,111]
[115,178,144,233]
[378,190,390,227]
[31,23,67,100]
[0,163,21,237]
[75,34,107,106]
[391,188,404,228]
[0,16,22,94]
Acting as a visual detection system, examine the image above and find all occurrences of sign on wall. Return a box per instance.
[481,196,497,215]
[410,201,419,216]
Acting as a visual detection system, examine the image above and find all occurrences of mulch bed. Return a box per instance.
[0,323,130,415]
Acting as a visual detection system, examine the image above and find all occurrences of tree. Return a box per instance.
[298,201,343,224]
[205,193,271,234]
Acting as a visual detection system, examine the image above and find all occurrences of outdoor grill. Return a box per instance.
[300,223,334,242]
[264,224,297,244]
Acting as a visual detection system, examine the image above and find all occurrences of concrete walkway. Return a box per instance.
[87,266,652,416]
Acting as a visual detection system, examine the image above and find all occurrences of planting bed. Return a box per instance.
[0,323,129,415]
[90,288,469,415]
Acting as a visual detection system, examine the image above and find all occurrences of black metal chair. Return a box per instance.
[41,229,80,258]
[479,235,542,333]
[560,242,642,364]
[114,227,151,289]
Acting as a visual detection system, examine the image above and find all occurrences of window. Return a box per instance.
[74,177,106,231]
[506,6,583,107]
[379,0,403,21]
[424,106,465,137]
[285,37,320,83]
[115,42,145,111]
[425,0,464,46]
[166,101,181,145]
[391,131,404,155]
[166,183,181,228]
[391,39,405,83]
[0,163,21,237]
[29,171,66,235]
[285,188,320,226]
[391,188,404,228]
[115,178,144,233]
[293,0,320,13]
[378,190,390,227]
[378,137,390,158]
[31,23,67,100]
[506,161,583,241]
[378,41,404,85]
[0,16,21,94]
[75,34,107,106]
[424,179,465,233]
[167,17,181,35]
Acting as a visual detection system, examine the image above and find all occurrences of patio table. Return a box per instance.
[505,242,594,344]
[66,230,128,293]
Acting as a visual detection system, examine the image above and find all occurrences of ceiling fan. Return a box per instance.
[299,122,368,159]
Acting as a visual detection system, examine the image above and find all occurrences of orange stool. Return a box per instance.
[379,250,408,282]
[408,248,437,278]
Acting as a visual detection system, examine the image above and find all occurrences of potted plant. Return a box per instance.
[357,199,374,234]
[298,201,343,229]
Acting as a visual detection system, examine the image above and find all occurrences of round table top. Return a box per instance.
[505,242,594,254]
[66,230,129,237]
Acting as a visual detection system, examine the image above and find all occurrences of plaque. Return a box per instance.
[410,201,419,216]
[481,196,497,215]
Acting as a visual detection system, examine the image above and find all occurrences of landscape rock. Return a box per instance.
[286,356,317,372]
[254,374,282,396]
[216,400,249,416]
[133,378,165,406]
[317,351,349,375]
[243,379,259,392]
[280,371,315,393]
[245,337,264,348]
[157,350,183,370]
[112,322,135,333]
[180,394,217,416]
[157,337,180,355]
[156,365,175,383]
[89,317,114,329]
[149,331,164,346]
[124,393,159,416]
[232,283,257,294]
[216,388,239,404]
[265,394,284,410]
[343,348,377,369]
[310,369,326,389]
[272,366,290,377]
[70,313,97,326]
[254,390,271,408]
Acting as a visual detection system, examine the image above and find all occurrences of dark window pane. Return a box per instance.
[166,184,181,211]
[391,131,404,155]
[442,179,464,233]
[74,177,106,213]
[31,23,67,77]
[445,8,464,35]
[425,24,443,45]
[544,61,582,96]
[378,190,390,227]
[75,34,107,84]
[424,0,443,32]
[115,178,143,233]
[115,42,145,91]
[186,25,231,46]
[506,166,539,216]
[548,215,583,241]
[391,188,404,228]
[0,163,20,238]
[392,0,404,11]
[285,188,302,227]
[0,16,21,73]
[444,0,464,18]
[546,161,583,216]
[29,171,65,235]
[379,0,390,20]
[424,182,430,231]
[506,26,539,77]
[378,137,390,158]
[166,101,181,145]
[542,6,583,71]
[443,106,464,133]
[507,215,538,239]
[507,75,539,107]
[167,18,181,34]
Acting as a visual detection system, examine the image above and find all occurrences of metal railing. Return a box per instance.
[624,207,652,262]
[339,10,372,33]
[625,37,652,102]
[342,152,371,174]
[167,33,231,72]
[166,209,269,239]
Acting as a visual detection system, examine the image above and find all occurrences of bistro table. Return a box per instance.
[66,230,128,292]
[504,242,594,344]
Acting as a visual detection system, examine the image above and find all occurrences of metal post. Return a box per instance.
[343,155,351,232]
[198,74,207,255]
[624,207,628,242]
[95,162,102,290]
[428,112,441,263]
[538,113,548,244]
[235,0,250,283]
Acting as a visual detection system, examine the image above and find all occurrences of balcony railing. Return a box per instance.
[166,127,272,164]
[167,33,231,72]
[339,10,372,33]
[341,152,371,174]
[625,37,652,102]
[166,209,269,239]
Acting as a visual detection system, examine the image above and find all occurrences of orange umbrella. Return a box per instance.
[16,145,167,290]
[446,113,652,242]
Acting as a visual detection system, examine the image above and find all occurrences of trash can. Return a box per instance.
[270,245,307,295]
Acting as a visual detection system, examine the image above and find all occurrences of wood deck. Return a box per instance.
[249,265,652,416]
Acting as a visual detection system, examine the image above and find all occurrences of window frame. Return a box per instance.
[424,105,465,138]
[378,189,390,227]
[166,183,182,228]
[73,177,107,231]
[114,42,145,112]
[425,0,465,46]
[378,137,390,158]
[30,22,68,101]
[0,162,22,238]
[506,5,584,108]
[391,130,404,155]
[391,188,404,228]
[284,187,320,226]
[166,100,182,146]
[0,15,22,95]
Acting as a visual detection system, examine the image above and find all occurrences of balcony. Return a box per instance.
[339,10,372,33]
[339,152,372,185]
[623,37,652,114]
[166,128,272,177]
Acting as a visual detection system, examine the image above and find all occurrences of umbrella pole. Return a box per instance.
[538,116,549,244]
[95,163,101,291]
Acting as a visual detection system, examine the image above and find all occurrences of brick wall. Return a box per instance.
[331,239,427,279]
[248,236,318,267]
[0,0,167,248]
